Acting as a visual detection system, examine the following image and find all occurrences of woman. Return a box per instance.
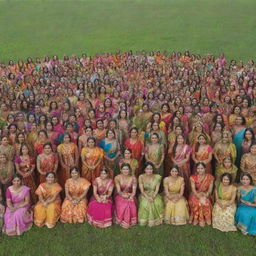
[164,166,189,225]
[99,129,121,177]
[57,133,79,188]
[170,134,191,196]
[235,173,256,235]
[0,136,15,161]
[87,168,114,228]
[37,142,58,183]
[124,127,144,172]
[119,149,139,177]
[192,134,213,174]
[212,173,237,232]
[0,153,14,198]
[15,144,37,203]
[34,129,49,155]
[93,119,106,145]
[78,126,93,152]
[189,162,214,226]
[81,137,104,183]
[241,128,255,155]
[114,163,137,228]
[215,157,238,185]
[145,133,164,176]
[61,167,91,223]
[240,143,256,185]
[34,172,62,228]
[214,131,237,169]
[138,162,164,227]
[3,174,33,236]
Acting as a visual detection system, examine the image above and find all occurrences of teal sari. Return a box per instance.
[233,128,245,167]
[235,187,256,235]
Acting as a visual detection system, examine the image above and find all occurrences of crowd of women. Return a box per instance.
[0,50,255,237]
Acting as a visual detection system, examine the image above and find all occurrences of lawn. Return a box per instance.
[0,0,256,62]
[0,0,256,255]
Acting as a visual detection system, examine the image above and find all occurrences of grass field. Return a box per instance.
[0,0,256,62]
[0,0,256,255]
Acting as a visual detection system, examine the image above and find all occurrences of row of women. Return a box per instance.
[0,51,256,236]
[1,161,255,237]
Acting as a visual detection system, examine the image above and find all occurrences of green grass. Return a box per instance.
[0,0,256,62]
[0,222,255,256]
[1,0,256,255]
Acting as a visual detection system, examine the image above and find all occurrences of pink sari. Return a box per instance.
[87,178,113,228]
[114,176,137,228]
[3,185,33,236]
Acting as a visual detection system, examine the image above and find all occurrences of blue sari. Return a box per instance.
[235,187,256,235]
[233,128,245,167]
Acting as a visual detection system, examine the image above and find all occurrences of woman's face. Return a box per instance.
[121,166,130,176]
[152,123,159,131]
[120,111,126,119]
[39,132,46,140]
[223,159,232,169]
[43,145,52,154]
[87,139,95,148]
[46,123,53,131]
[1,137,9,146]
[107,131,114,139]
[198,136,206,145]
[245,130,253,140]
[222,133,229,143]
[241,175,251,186]
[250,145,256,155]
[71,170,79,179]
[63,135,71,143]
[222,176,230,186]
[162,105,168,113]
[97,121,104,129]
[12,177,21,187]
[196,164,205,175]
[234,107,240,114]
[18,134,25,143]
[124,150,132,159]
[130,129,137,139]
[0,154,7,163]
[235,116,243,125]
[145,165,153,175]
[46,173,55,184]
[28,115,35,123]
[9,126,17,133]
[21,146,29,155]
[100,171,108,180]
[170,168,179,178]
[177,135,184,144]
[151,134,159,144]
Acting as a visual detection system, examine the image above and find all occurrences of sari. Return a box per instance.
[164,177,189,225]
[87,178,113,228]
[34,183,62,228]
[145,144,164,176]
[215,165,238,185]
[212,184,237,232]
[37,153,58,183]
[3,186,33,236]
[233,128,246,167]
[172,145,191,197]
[240,153,256,185]
[57,143,78,188]
[114,175,137,228]
[0,145,14,161]
[189,174,214,224]
[138,174,164,227]
[99,139,120,176]
[192,145,213,174]
[235,187,256,235]
[81,146,104,182]
[61,178,91,223]
[15,155,37,203]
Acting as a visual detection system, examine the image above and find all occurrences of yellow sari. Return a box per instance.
[212,184,237,232]
[164,177,189,225]
[34,183,62,228]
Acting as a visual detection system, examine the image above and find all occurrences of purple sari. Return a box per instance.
[3,185,33,236]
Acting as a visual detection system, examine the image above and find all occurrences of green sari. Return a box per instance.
[138,174,164,227]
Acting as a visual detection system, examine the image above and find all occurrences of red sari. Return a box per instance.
[189,174,214,224]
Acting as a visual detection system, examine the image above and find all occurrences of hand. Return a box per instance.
[43,202,48,207]
[199,197,207,205]
[147,196,154,202]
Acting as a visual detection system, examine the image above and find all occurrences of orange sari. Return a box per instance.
[61,178,91,223]
[57,143,78,188]
[34,183,62,228]
[81,147,104,182]
[189,174,214,224]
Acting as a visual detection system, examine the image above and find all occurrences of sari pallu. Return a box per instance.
[125,138,144,168]
[188,174,214,225]
[233,128,246,167]
[34,183,62,228]
[138,174,164,227]
[164,177,189,225]
[87,178,113,228]
[81,147,104,183]
[114,176,137,228]
[212,184,237,232]
[235,187,256,235]
[99,139,120,177]
[3,186,33,236]
[15,156,37,203]
[61,178,91,224]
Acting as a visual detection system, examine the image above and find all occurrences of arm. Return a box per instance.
[76,184,90,203]
[204,149,213,165]
[36,156,44,175]
[53,155,58,172]
[16,194,30,209]
[190,177,201,199]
